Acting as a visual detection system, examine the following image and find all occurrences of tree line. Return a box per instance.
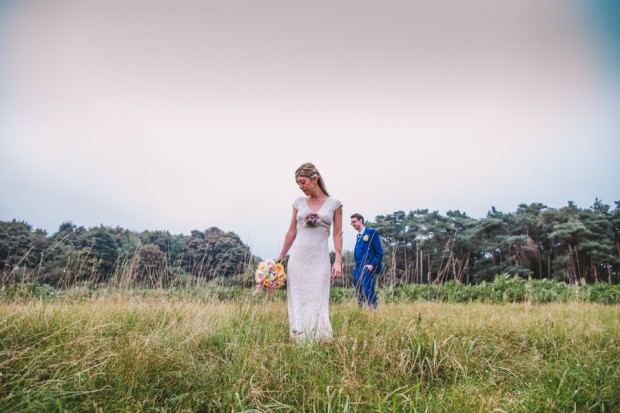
[366,199,619,285]
[1,198,619,288]
[0,222,256,287]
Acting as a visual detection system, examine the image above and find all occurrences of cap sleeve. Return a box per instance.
[292,197,304,210]
[332,197,343,211]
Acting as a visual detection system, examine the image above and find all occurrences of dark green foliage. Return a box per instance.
[375,199,620,286]
[37,222,85,286]
[64,226,120,284]
[180,227,253,280]
[0,220,47,275]
[1,197,618,289]
[379,276,620,304]
[3,277,619,305]
[130,244,171,287]
[138,230,185,266]
[0,221,258,288]
[111,227,142,263]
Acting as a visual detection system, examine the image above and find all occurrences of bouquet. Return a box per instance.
[304,212,320,227]
[254,259,286,293]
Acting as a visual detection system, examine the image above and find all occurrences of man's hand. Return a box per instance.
[364,264,374,272]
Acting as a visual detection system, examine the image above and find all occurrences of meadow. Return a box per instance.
[1,283,619,413]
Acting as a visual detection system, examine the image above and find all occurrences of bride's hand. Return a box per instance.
[331,262,342,279]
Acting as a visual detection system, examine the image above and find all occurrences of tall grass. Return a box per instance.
[3,275,620,305]
[1,294,619,412]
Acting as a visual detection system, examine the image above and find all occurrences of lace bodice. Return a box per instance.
[293,196,341,235]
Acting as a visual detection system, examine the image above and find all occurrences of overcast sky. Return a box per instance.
[1,0,619,259]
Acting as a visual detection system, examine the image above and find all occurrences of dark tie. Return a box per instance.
[357,234,361,241]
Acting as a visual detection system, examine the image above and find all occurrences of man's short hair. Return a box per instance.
[350,213,364,224]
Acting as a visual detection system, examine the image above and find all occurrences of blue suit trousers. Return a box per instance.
[353,266,377,308]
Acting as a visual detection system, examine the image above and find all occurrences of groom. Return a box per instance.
[351,213,384,309]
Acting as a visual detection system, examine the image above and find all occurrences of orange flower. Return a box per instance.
[254,259,286,294]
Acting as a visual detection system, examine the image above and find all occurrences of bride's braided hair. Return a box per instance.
[295,162,330,197]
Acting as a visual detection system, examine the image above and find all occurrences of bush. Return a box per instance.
[0,283,56,301]
[2,277,620,305]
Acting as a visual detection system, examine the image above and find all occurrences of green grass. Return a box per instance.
[4,275,620,305]
[1,292,619,412]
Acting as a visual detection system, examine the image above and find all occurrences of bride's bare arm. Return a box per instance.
[331,206,343,278]
[278,208,298,261]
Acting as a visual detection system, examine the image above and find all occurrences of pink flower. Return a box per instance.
[255,270,265,283]
[304,212,320,226]
[253,258,286,294]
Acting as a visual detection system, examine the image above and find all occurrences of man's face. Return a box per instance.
[350,217,363,232]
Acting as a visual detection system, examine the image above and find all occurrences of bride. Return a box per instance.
[278,162,343,342]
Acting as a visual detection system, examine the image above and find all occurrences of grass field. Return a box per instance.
[1,292,619,412]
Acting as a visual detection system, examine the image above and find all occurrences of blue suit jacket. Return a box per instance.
[353,228,384,276]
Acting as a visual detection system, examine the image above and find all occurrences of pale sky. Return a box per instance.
[1,0,619,259]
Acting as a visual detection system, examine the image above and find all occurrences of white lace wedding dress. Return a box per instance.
[287,196,342,342]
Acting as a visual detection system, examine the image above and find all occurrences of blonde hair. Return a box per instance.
[295,162,329,196]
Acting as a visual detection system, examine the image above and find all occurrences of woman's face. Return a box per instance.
[296,175,317,195]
